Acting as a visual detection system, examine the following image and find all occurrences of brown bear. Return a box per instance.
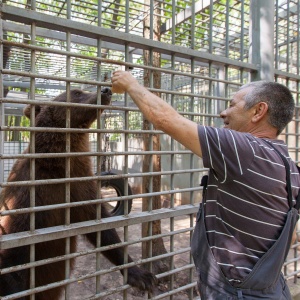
[0,88,156,299]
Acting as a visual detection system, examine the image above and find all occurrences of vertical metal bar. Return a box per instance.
[207,0,213,125]
[275,0,279,70]
[297,1,300,167]
[172,0,176,44]
[285,0,290,153]
[64,1,72,298]
[96,0,103,294]
[215,66,225,128]
[169,0,177,283]
[190,0,195,50]
[209,0,213,54]
[240,0,245,61]
[122,2,130,298]
[207,62,212,126]
[188,1,196,299]
[29,1,36,298]
[147,3,154,299]
[149,0,154,40]
[188,60,195,300]
[286,1,290,73]
[125,0,129,33]
[294,3,300,283]
[0,17,4,192]
[224,66,230,107]
[225,0,229,57]
[296,1,300,80]
[249,0,275,81]
[169,54,175,300]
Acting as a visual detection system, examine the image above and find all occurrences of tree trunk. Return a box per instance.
[142,0,171,278]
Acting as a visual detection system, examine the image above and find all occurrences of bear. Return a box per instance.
[0,88,157,299]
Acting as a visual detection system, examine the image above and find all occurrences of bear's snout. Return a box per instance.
[101,88,112,106]
[102,87,112,95]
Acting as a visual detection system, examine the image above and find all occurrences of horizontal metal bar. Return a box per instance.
[0,204,199,249]
[155,263,195,280]
[280,132,300,137]
[0,125,164,134]
[275,69,300,81]
[0,186,202,217]
[2,68,111,87]
[0,168,205,188]
[0,150,194,159]
[0,96,115,109]
[1,4,259,72]
[0,96,222,115]
[152,282,197,300]
[1,228,194,274]
[285,270,300,279]
[283,256,300,266]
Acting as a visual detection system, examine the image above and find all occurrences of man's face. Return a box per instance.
[220,88,254,132]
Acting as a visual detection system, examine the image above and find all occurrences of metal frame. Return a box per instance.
[1,0,299,299]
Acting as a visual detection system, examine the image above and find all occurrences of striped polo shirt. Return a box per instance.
[198,125,300,286]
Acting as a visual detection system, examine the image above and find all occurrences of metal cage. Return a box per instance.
[0,0,299,299]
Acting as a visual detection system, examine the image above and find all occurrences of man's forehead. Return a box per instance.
[230,89,249,105]
[235,87,251,99]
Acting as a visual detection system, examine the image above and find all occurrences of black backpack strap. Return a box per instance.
[264,140,294,209]
[200,174,208,200]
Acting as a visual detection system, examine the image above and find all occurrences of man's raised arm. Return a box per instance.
[111,70,202,158]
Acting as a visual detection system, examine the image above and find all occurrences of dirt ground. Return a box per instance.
[60,198,199,300]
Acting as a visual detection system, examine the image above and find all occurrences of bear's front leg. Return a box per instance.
[85,228,157,293]
[124,265,158,293]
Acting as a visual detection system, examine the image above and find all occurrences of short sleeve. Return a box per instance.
[198,125,255,182]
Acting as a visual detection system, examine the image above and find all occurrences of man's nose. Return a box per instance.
[220,109,226,118]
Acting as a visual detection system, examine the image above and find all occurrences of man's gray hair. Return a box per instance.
[240,81,295,135]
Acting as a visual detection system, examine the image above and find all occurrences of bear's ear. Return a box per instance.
[23,104,41,119]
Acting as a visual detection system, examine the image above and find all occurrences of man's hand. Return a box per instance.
[111,70,139,94]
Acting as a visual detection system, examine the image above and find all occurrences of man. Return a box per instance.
[111,71,300,299]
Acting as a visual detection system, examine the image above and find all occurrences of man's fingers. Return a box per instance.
[112,69,124,76]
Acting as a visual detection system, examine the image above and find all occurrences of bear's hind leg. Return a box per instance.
[34,236,77,300]
[0,246,30,299]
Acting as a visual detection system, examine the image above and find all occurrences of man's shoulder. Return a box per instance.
[198,125,255,142]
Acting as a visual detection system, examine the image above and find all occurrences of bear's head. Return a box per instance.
[24,88,112,128]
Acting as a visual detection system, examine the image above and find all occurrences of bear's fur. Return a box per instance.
[0,88,156,299]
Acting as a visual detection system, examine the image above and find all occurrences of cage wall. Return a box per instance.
[0,1,299,299]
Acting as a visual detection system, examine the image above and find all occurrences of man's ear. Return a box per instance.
[252,102,268,123]
[23,105,41,119]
